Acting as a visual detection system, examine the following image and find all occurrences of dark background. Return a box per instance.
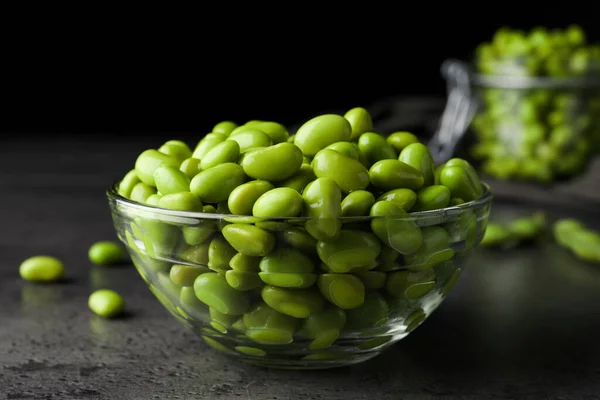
[3,9,599,137]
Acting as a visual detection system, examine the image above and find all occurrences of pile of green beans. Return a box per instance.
[470,25,600,183]
[475,25,600,78]
[553,219,600,263]
[480,212,546,248]
[114,107,488,358]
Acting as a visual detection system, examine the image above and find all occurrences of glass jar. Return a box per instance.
[431,33,600,184]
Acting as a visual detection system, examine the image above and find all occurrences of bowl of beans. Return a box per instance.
[431,25,600,184]
[108,108,493,369]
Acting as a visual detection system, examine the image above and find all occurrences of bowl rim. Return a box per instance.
[107,181,493,222]
[443,58,600,90]
[472,73,600,89]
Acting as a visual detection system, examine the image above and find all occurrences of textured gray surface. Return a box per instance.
[2,134,600,400]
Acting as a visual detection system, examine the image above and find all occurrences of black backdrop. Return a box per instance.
[3,10,599,137]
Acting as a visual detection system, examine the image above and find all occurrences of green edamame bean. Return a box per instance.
[147,194,163,206]
[229,253,261,272]
[278,164,316,193]
[179,286,210,320]
[261,285,324,318]
[318,273,365,310]
[446,159,483,191]
[298,306,346,350]
[225,269,263,291]
[568,230,600,262]
[202,336,231,353]
[405,309,426,332]
[340,190,376,217]
[88,289,125,318]
[158,192,203,212]
[170,264,209,286]
[398,143,436,187]
[258,248,316,274]
[203,205,217,213]
[345,291,389,330]
[229,128,273,152]
[193,272,250,315]
[200,140,241,170]
[553,218,585,247]
[208,236,237,272]
[369,160,424,191]
[243,302,299,345]
[412,185,451,212]
[227,180,274,216]
[294,114,352,157]
[139,217,180,258]
[480,223,512,247]
[280,227,318,256]
[312,149,370,193]
[358,132,398,166]
[221,224,276,257]
[378,245,400,264]
[231,318,246,333]
[213,120,238,136]
[88,241,126,266]
[135,149,181,187]
[508,212,546,241]
[182,223,216,246]
[434,164,444,185]
[19,256,65,282]
[405,227,454,271]
[179,158,202,179]
[326,141,361,160]
[190,163,246,203]
[370,201,423,254]
[317,230,381,273]
[237,146,265,166]
[385,269,435,299]
[241,142,303,182]
[386,131,419,153]
[252,187,303,218]
[439,165,483,202]
[179,242,210,265]
[252,121,289,144]
[353,270,387,289]
[210,307,239,332]
[130,182,157,204]
[376,188,417,211]
[258,248,316,289]
[154,165,191,195]
[303,177,342,242]
[118,170,141,198]
[192,133,228,160]
[158,141,192,162]
[344,107,373,141]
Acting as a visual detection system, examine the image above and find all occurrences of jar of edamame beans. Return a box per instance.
[433,25,600,184]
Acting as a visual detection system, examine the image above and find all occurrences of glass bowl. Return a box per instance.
[430,59,600,184]
[107,183,493,370]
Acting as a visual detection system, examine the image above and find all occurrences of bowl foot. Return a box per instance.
[239,351,382,370]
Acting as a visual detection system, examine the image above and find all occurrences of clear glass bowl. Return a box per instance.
[107,183,493,370]
[431,59,600,184]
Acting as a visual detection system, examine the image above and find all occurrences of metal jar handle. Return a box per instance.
[428,59,479,165]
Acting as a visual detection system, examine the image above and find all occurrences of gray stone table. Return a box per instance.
[2,133,600,400]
